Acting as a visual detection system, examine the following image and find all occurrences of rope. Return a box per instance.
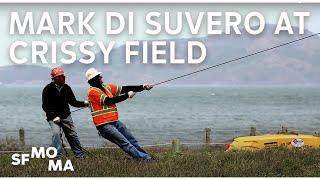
[0,143,226,153]
[60,127,69,157]
[152,33,320,86]
[1,127,316,153]
[4,128,312,135]
[59,121,96,158]
[70,107,87,113]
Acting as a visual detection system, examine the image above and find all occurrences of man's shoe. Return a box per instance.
[75,155,87,159]
[143,156,157,163]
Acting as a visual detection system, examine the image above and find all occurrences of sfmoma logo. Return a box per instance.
[11,147,74,171]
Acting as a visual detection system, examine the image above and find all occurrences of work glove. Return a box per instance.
[143,84,153,91]
[53,117,61,123]
[84,100,90,107]
[127,91,136,98]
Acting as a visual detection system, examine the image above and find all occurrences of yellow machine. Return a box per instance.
[226,133,320,151]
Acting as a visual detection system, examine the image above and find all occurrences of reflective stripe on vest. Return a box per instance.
[115,85,122,96]
[91,107,118,117]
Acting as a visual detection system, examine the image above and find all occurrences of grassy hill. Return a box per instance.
[1,146,320,177]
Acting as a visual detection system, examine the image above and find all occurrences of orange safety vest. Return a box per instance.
[87,83,122,126]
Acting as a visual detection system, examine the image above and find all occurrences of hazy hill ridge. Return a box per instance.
[1,24,319,86]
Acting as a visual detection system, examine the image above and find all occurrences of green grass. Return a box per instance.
[2,145,320,177]
[0,137,29,151]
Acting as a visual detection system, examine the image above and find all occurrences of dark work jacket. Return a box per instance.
[42,82,86,121]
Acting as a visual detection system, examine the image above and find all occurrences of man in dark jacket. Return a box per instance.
[42,67,88,159]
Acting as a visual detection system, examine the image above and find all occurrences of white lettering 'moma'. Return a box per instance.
[48,160,74,171]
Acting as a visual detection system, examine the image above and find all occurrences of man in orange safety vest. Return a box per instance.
[85,68,153,160]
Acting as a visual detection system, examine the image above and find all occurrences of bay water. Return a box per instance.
[1,85,320,147]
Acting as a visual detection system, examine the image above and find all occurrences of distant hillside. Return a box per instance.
[0,65,50,85]
[1,24,320,86]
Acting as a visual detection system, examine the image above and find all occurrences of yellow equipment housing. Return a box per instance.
[226,133,320,151]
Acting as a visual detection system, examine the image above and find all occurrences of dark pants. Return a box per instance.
[48,115,85,158]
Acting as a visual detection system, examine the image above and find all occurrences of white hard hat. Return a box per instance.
[85,68,101,81]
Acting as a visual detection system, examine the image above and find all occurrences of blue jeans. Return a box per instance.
[97,121,151,160]
[48,115,85,158]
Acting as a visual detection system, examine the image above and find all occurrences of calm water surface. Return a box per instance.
[1,85,320,146]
